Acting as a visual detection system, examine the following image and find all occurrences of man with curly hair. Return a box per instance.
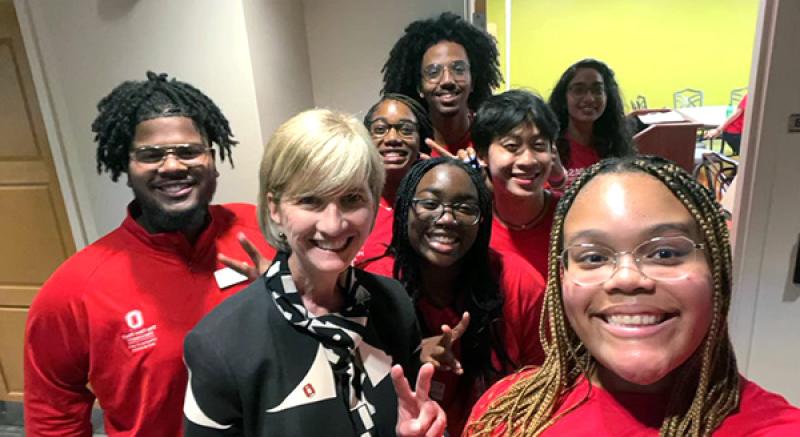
[382,12,502,155]
[23,71,275,436]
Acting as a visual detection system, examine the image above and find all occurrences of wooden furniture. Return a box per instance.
[634,122,702,173]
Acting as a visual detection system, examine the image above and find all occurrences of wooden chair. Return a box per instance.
[692,151,738,205]
[673,88,704,109]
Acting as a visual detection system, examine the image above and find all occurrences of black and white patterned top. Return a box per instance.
[184,252,421,436]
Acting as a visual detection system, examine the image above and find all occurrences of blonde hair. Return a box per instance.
[467,155,739,437]
[258,109,385,251]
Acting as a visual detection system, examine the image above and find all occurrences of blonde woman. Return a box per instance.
[184,109,421,436]
[397,155,800,436]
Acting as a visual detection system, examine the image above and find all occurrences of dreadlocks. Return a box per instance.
[381,12,502,112]
[467,155,739,437]
[548,59,634,167]
[93,71,237,181]
[364,93,434,154]
[391,157,511,383]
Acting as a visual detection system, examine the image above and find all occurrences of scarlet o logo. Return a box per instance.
[125,310,144,330]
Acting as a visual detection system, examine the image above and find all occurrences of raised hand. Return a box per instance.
[420,311,470,375]
[392,364,447,437]
[217,232,271,281]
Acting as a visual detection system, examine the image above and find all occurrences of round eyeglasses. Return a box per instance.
[411,198,480,226]
[129,143,210,166]
[368,120,418,139]
[421,60,470,83]
[559,235,705,286]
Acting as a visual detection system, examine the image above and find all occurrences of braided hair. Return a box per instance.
[364,93,434,154]
[92,71,237,181]
[391,157,511,383]
[548,59,634,167]
[467,155,739,437]
[381,12,502,112]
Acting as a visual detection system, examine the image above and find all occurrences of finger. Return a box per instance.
[414,363,435,402]
[450,312,471,342]
[391,365,417,410]
[439,325,454,348]
[237,233,271,272]
[217,253,258,279]
[419,152,431,161]
[414,402,439,436]
[425,138,454,158]
[424,404,448,437]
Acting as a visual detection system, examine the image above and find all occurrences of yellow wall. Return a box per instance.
[487,0,758,109]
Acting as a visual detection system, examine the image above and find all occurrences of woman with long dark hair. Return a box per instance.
[548,58,635,185]
[389,157,545,436]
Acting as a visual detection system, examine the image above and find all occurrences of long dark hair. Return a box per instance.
[381,12,502,112]
[391,157,509,382]
[548,59,633,166]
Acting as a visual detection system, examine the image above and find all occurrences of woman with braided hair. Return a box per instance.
[386,157,545,436]
[395,155,800,436]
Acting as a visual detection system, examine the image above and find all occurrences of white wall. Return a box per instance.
[302,0,465,116]
[729,0,800,403]
[242,0,314,143]
[19,0,266,242]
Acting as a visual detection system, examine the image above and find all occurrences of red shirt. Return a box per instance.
[353,196,394,276]
[430,132,474,157]
[417,250,545,437]
[466,370,800,436]
[564,136,601,183]
[24,203,276,437]
[489,191,560,279]
[724,94,748,134]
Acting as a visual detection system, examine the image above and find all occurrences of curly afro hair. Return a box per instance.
[92,71,237,182]
[381,12,502,112]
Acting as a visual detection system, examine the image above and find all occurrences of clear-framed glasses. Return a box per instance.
[368,120,418,139]
[421,60,470,83]
[129,143,210,165]
[567,83,606,98]
[411,198,481,226]
[559,236,705,286]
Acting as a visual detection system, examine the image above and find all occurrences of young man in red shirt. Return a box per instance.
[23,71,275,436]
[382,12,502,156]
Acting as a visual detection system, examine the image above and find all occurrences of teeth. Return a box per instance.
[315,239,348,251]
[429,235,456,244]
[606,314,665,326]
[159,184,190,193]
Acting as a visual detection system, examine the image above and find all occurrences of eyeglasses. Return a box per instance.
[129,143,210,165]
[568,84,606,98]
[411,198,481,225]
[368,120,418,139]
[559,236,705,286]
[421,60,470,83]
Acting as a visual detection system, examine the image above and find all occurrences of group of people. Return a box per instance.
[23,11,797,437]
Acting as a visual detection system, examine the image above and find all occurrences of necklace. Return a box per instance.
[494,190,551,231]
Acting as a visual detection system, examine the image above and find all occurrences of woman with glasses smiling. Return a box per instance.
[547,59,635,188]
[395,155,800,436]
[355,94,432,276]
[388,157,545,436]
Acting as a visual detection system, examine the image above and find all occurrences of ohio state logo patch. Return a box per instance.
[121,309,158,353]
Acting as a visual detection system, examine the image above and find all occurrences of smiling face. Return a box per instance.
[419,41,472,118]
[408,164,480,269]
[269,187,375,277]
[483,122,554,200]
[561,172,713,392]
[566,67,607,125]
[368,99,421,180]
[128,116,217,233]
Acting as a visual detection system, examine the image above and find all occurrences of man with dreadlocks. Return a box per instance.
[382,12,502,156]
[24,71,275,436]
